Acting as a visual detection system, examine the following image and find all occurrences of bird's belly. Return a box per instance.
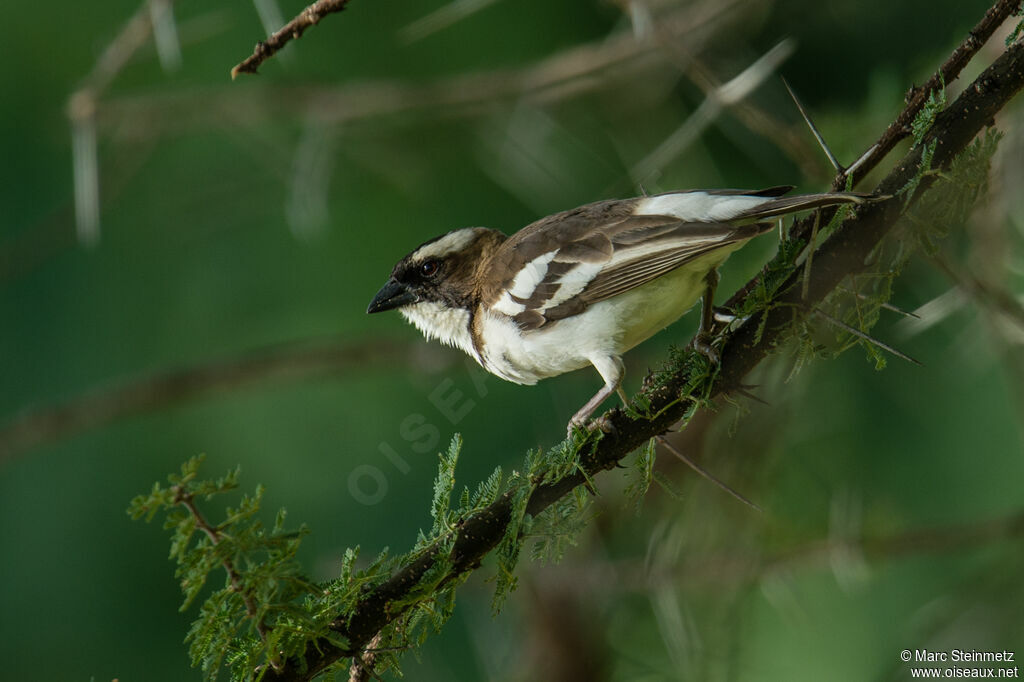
[478,258,719,385]
[603,262,710,352]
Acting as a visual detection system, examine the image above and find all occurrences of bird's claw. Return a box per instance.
[566,414,617,439]
[692,333,720,364]
[593,414,617,435]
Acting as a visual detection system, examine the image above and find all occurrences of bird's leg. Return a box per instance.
[692,270,720,363]
[568,355,625,437]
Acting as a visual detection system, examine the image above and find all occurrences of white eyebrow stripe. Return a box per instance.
[508,250,557,299]
[413,228,480,260]
[635,192,774,222]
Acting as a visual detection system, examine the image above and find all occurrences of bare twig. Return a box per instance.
[73,0,164,99]
[836,0,1022,191]
[726,0,1022,311]
[252,0,288,49]
[231,0,354,79]
[67,0,175,243]
[400,0,500,43]
[0,337,416,466]
[100,0,745,134]
[643,11,830,180]
[631,39,796,183]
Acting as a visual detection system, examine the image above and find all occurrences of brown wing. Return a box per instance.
[481,199,769,329]
[482,187,864,329]
[520,221,772,328]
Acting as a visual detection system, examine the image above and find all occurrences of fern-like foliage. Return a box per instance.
[128,455,317,680]
[528,485,592,565]
[795,127,1001,373]
[623,438,657,514]
[131,429,610,680]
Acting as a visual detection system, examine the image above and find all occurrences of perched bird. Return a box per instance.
[367,186,865,434]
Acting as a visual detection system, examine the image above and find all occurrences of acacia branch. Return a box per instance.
[836,0,1022,190]
[262,13,1024,682]
[728,0,1021,317]
[173,485,272,644]
[231,0,354,79]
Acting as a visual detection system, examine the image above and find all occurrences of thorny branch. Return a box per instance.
[261,9,1024,682]
[727,0,1023,309]
[231,0,354,79]
[836,0,1022,189]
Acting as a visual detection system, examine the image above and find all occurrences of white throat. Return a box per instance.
[400,302,478,360]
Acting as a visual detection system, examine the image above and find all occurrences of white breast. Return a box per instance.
[400,302,480,362]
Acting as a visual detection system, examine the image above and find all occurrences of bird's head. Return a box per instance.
[367,227,505,316]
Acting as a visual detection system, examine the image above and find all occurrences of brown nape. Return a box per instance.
[420,228,507,310]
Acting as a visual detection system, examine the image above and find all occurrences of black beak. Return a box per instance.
[367,278,418,314]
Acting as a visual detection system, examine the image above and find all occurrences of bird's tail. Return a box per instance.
[740,191,874,220]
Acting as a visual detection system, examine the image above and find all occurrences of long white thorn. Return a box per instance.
[813,308,923,365]
[782,76,842,172]
[656,436,762,512]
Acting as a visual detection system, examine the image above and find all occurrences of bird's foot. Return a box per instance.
[566,413,617,440]
[592,413,617,435]
[691,333,720,365]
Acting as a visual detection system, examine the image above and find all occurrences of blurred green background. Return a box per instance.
[2,0,1023,680]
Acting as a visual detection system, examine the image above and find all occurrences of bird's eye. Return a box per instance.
[419,260,440,278]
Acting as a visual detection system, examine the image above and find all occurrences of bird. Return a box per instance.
[367,186,867,435]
